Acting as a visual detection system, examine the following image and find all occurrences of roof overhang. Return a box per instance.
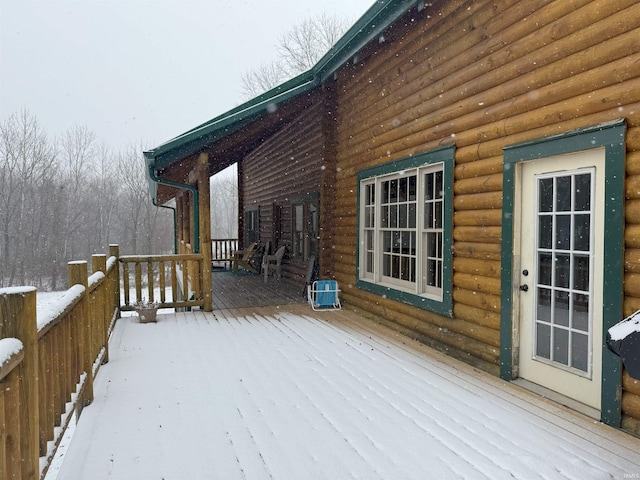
[144,0,422,204]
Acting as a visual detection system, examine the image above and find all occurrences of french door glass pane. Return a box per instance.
[534,171,592,373]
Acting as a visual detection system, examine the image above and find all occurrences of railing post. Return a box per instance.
[68,261,94,411]
[109,244,121,319]
[0,287,39,480]
[92,254,109,365]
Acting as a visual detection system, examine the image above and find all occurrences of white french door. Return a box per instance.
[517,148,605,412]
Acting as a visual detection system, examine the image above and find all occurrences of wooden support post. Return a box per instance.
[0,383,5,478]
[197,152,213,311]
[68,261,94,411]
[0,286,40,480]
[92,254,109,365]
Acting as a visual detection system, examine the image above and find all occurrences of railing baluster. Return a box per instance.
[123,262,130,306]
[159,261,166,303]
[135,263,142,303]
[171,260,177,303]
[147,260,154,303]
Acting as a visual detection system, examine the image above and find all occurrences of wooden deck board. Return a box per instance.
[210,270,306,310]
[56,306,640,479]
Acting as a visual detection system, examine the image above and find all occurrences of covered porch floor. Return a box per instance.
[55,305,640,479]
[210,269,307,309]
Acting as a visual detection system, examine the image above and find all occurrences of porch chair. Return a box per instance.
[232,242,260,273]
[307,280,341,311]
[262,245,286,282]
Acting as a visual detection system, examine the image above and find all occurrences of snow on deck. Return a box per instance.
[55,306,640,480]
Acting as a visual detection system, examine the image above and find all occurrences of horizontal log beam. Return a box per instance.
[454,242,501,261]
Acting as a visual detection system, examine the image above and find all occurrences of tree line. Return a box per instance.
[0,109,174,290]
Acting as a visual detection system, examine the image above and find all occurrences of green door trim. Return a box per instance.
[500,119,626,428]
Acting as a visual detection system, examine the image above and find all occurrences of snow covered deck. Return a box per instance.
[55,305,640,479]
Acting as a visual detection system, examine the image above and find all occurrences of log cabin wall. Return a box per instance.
[242,93,329,282]
[330,0,640,434]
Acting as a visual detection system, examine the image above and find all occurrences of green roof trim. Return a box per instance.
[144,0,420,175]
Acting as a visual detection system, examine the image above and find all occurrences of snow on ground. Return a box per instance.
[54,307,640,480]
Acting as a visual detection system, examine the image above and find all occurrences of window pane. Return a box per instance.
[537,288,551,322]
[435,171,443,199]
[556,176,571,211]
[409,175,417,201]
[390,205,398,228]
[381,206,389,228]
[427,232,436,257]
[399,204,407,228]
[572,293,589,331]
[539,178,553,213]
[427,259,437,287]
[424,202,433,229]
[571,332,588,372]
[408,203,416,228]
[382,181,390,204]
[553,327,569,365]
[366,231,374,250]
[555,254,570,288]
[399,177,407,202]
[538,215,552,249]
[538,253,552,285]
[426,173,434,200]
[555,214,571,250]
[574,174,590,211]
[573,254,590,292]
[434,200,443,229]
[553,290,569,327]
[536,322,551,359]
[390,179,398,203]
[573,214,590,251]
[383,231,392,253]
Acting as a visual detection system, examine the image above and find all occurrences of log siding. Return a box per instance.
[242,94,327,281]
[331,0,640,433]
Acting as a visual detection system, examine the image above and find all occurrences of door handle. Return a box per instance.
[519,284,529,292]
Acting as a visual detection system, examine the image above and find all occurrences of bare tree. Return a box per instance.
[210,168,238,239]
[240,12,352,99]
[0,109,56,286]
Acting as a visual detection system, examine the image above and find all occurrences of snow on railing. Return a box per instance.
[0,245,120,480]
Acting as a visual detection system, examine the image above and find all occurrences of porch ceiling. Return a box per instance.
[153,89,318,204]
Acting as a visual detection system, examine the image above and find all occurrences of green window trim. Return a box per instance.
[501,119,626,428]
[356,145,455,316]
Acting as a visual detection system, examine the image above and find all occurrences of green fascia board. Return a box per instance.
[500,119,626,428]
[145,0,421,172]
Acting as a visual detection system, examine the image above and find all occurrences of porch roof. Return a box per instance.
[143,0,416,203]
[54,305,640,479]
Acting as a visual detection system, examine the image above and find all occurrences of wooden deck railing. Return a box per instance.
[212,238,238,269]
[0,245,119,480]
[0,244,209,479]
[119,253,205,310]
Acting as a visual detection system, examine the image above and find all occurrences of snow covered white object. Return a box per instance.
[606,310,640,379]
[132,299,158,323]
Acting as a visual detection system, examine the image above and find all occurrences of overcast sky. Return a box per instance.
[0,0,374,151]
